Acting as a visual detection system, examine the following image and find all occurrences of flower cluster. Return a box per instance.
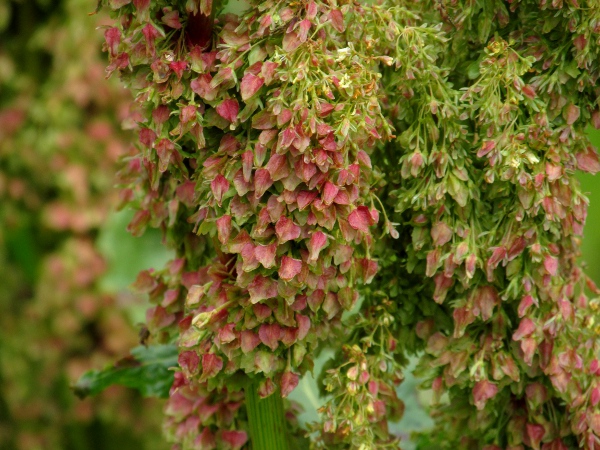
[163,372,248,450]
[104,0,397,446]
[312,297,405,448]
[372,0,600,448]
[100,0,600,448]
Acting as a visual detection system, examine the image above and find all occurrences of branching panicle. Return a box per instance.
[100,0,600,448]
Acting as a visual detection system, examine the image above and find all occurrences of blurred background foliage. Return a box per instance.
[1,0,600,449]
[579,131,600,284]
[0,0,168,448]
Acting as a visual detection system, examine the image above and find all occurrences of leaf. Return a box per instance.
[73,344,178,399]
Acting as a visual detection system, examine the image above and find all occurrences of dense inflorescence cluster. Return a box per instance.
[105,0,396,447]
[375,1,600,448]
[101,0,600,448]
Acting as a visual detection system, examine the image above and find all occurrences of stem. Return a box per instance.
[245,379,290,450]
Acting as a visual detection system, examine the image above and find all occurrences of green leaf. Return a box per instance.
[73,344,178,399]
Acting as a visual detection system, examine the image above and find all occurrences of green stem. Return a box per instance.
[245,380,290,450]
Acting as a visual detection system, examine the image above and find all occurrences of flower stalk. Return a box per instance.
[245,380,290,450]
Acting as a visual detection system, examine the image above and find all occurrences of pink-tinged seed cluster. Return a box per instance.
[169,2,390,392]
[163,373,248,450]
[103,0,394,447]
[102,0,600,448]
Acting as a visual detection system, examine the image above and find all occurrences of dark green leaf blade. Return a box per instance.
[73,344,178,399]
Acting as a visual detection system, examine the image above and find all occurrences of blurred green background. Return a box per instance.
[1,0,600,449]
[578,130,600,283]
